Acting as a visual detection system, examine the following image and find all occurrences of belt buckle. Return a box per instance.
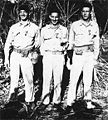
[52,51,56,55]
[75,49,83,55]
[75,52,83,55]
[53,51,62,55]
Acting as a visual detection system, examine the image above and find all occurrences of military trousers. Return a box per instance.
[42,53,65,105]
[9,51,34,102]
[67,51,94,106]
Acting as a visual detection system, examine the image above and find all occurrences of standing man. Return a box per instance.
[40,9,68,108]
[4,4,40,107]
[66,2,100,111]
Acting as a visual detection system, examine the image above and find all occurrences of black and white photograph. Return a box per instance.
[0,0,108,120]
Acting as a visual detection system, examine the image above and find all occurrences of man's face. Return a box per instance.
[81,7,91,21]
[49,12,59,25]
[19,10,28,21]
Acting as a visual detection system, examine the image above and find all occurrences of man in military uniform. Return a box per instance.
[4,4,40,107]
[40,9,68,108]
[66,2,100,111]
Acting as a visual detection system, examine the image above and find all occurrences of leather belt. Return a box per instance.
[74,45,94,55]
[13,47,33,57]
[13,48,33,53]
[45,50,64,55]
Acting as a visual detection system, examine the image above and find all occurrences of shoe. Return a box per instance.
[45,103,53,111]
[37,103,48,111]
[53,103,65,112]
[87,101,95,109]
[60,105,73,115]
[29,102,35,110]
[24,102,35,113]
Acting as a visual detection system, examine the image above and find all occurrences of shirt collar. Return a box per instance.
[80,19,93,27]
[48,24,61,30]
[19,20,30,27]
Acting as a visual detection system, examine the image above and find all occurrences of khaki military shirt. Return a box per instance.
[4,20,40,60]
[40,24,68,55]
[69,19,100,59]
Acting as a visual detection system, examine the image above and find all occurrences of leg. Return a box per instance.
[53,55,64,104]
[9,52,20,99]
[83,52,94,109]
[41,54,53,105]
[66,54,84,106]
[83,53,94,100]
[21,56,34,102]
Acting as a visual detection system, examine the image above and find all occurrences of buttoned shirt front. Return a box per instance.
[4,20,40,60]
[69,19,100,59]
[40,24,68,54]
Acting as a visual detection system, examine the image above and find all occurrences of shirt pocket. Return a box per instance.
[13,29,21,37]
[26,29,36,38]
[44,30,54,40]
[75,27,84,36]
[55,31,63,39]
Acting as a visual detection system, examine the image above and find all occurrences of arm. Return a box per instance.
[34,27,41,49]
[67,23,75,59]
[61,28,69,50]
[4,26,14,68]
[68,23,75,50]
[93,23,100,60]
[40,28,45,56]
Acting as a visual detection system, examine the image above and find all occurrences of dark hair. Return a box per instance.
[49,8,60,16]
[18,4,30,13]
[80,2,92,12]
